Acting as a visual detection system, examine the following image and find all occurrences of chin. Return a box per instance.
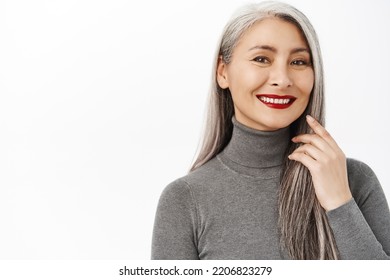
[266,123,290,131]
[237,112,295,131]
[264,112,303,130]
[257,118,293,131]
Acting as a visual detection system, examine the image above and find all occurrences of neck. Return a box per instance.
[218,116,290,177]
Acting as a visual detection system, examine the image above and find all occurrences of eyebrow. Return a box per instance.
[248,45,310,54]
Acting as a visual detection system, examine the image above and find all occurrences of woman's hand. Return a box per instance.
[288,115,352,211]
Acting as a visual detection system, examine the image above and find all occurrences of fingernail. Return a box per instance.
[306,115,315,122]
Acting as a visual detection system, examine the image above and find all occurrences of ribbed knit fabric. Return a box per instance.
[152,117,390,259]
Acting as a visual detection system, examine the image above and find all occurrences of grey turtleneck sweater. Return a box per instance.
[151,117,390,259]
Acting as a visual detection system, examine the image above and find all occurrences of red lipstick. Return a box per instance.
[256,94,297,109]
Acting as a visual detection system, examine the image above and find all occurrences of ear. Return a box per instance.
[216,56,229,89]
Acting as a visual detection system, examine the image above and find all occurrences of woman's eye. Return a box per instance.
[291,59,309,66]
[253,56,270,64]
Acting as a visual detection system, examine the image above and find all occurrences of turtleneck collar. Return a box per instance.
[217,116,290,178]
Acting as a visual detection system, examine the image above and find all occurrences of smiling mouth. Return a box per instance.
[256,94,297,109]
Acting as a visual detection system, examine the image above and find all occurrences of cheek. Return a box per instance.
[295,71,314,97]
[227,64,268,94]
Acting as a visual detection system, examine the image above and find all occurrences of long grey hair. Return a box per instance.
[189,1,339,259]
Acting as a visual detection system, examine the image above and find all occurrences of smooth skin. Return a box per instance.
[217,18,314,131]
[217,17,352,211]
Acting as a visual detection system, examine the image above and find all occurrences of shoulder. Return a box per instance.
[154,177,198,221]
[347,158,377,179]
[158,177,192,206]
[178,156,225,188]
[346,158,384,204]
[159,156,224,201]
[346,158,379,191]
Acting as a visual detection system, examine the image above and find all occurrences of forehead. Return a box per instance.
[236,17,309,50]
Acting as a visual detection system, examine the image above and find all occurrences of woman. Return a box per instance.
[151,1,390,260]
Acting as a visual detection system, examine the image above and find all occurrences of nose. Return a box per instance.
[268,63,293,88]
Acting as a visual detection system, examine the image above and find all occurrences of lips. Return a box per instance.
[256,94,297,109]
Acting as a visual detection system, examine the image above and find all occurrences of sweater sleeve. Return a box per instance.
[326,158,390,259]
[151,178,200,260]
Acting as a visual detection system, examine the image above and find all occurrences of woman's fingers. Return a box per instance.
[289,115,352,211]
[288,150,319,169]
[292,133,329,153]
[305,115,339,151]
[290,144,322,161]
[292,115,342,154]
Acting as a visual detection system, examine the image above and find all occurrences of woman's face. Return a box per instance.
[217,18,314,131]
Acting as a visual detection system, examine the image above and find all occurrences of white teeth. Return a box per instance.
[259,96,291,104]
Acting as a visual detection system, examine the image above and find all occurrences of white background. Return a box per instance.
[1,0,389,259]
